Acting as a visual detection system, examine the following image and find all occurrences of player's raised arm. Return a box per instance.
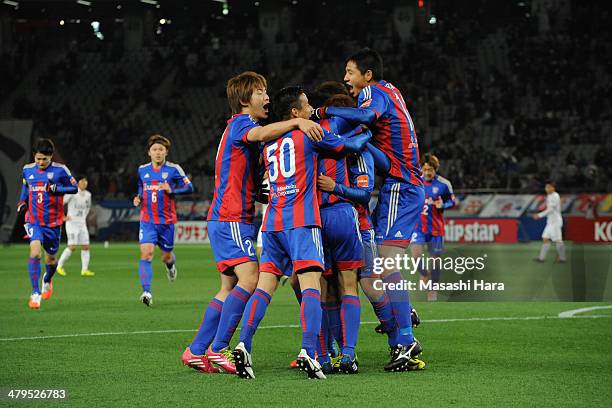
[48,165,78,195]
[315,126,372,154]
[247,117,323,143]
[366,142,391,173]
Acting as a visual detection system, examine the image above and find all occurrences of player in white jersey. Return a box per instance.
[533,181,566,263]
[56,177,95,276]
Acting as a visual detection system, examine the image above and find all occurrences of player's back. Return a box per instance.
[208,114,260,224]
[359,81,421,186]
[262,130,319,231]
[22,162,74,227]
[317,117,352,207]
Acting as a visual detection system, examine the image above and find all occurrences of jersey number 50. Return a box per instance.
[266,139,296,182]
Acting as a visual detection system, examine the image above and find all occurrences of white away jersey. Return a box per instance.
[64,190,92,223]
[538,192,562,226]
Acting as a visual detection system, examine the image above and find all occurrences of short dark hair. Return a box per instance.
[346,48,384,81]
[272,86,305,121]
[324,94,356,108]
[545,180,556,187]
[316,81,349,98]
[147,134,171,151]
[33,138,55,156]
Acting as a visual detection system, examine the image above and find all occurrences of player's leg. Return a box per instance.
[25,224,43,308]
[183,272,235,373]
[41,227,61,300]
[410,239,428,282]
[552,226,566,262]
[373,181,424,371]
[79,223,94,276]
[536,224,553,262]
[157,224,177,282]
[137,222,157,305]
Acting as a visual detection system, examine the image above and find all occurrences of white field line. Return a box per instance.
[557,305,612,318]
[1,312,611,342]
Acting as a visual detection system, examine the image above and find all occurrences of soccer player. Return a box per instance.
[533,181,566,263]
[56,177,95,277]
[232,86,370,380]
[133,134,194,306]
[17,138,78,309]
[315,48,425,371]
[182,72,324,374]
[411,154,456,301]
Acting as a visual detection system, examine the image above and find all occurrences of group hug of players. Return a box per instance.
[18,48,457,379]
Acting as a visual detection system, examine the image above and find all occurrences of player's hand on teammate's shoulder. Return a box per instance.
[133,196,141,207]
[317,173,336,192]
[296,118,323,142]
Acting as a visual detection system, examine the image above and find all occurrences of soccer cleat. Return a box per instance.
[233,342,255,379]
[404,357,426,371]
[56,266,66,276]
[81,270,95,277]
[533,258,545,263]
[181,347,219,373]
[296,349,326,379]
[384,340,423,372]
[411,308,421,328]
[166,264,177,282]
[41,282,53,300]
[338,354,359,374]
[140,291,153,307]
[28,293,41,309]
[206,346,236,374]
[320,360,334,375]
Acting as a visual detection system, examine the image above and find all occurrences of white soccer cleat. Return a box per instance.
[166,264,177,282]
[28,293,42,309]
[233,342,255,379]
[296,349,326,379]
[140,291,153,307]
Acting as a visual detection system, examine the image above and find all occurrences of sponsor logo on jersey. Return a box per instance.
[357,175,369,187]
[360,99,372,108]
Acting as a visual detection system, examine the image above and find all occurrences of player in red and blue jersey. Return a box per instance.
[411,154,456,301]
[232,86,370,380]
[133,134,193,306]
[182,72,325,374]
[17,138,77,309]
[315,48,425,371]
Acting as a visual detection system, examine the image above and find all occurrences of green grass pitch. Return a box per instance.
[1,242,611,407]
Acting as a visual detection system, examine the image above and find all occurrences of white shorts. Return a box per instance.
[66,221,90,245]
[542,223,562,242]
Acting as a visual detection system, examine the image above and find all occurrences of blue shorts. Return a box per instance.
[208,221,257,274]
[321,203,363,275]
[260,226,324,277]
[373,180,425,248]
[411,231,444,255]
[359,228,379,278]
[139,222,175,252]
[24,224,61,255]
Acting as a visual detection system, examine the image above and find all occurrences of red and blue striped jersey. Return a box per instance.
[262,130,346,232]
[358,81,422,186]
[138,161,192,224]
[347,149,375,231]
[317,117,352,208]
[417,175,456,236]
[20,162,77,227]
[208,114,261,224]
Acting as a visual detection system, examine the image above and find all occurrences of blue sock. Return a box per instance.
[190,298,224,355]
[371,294,398,347]
[431,266,441,284]
[240,288,271,353]
[138,260,152,292]
[43,264,57,284]
[28,257,41,294]
[211,286,251,352]
[383,272,414,345]
[324,301,343,348]
[317,304,331,364]
[341,295,360,358]
[300,288,322,358]
[165,253,176,268]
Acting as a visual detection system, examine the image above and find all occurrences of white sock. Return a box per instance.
[555,242,566,261]
[538,242,551,260]
[58,248,72,268]
[81,250,90,271]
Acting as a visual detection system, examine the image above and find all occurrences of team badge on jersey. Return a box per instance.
[357,175,369,187]
[162,172,168,179]
[47,172,54,179]
[433,186,439,194]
